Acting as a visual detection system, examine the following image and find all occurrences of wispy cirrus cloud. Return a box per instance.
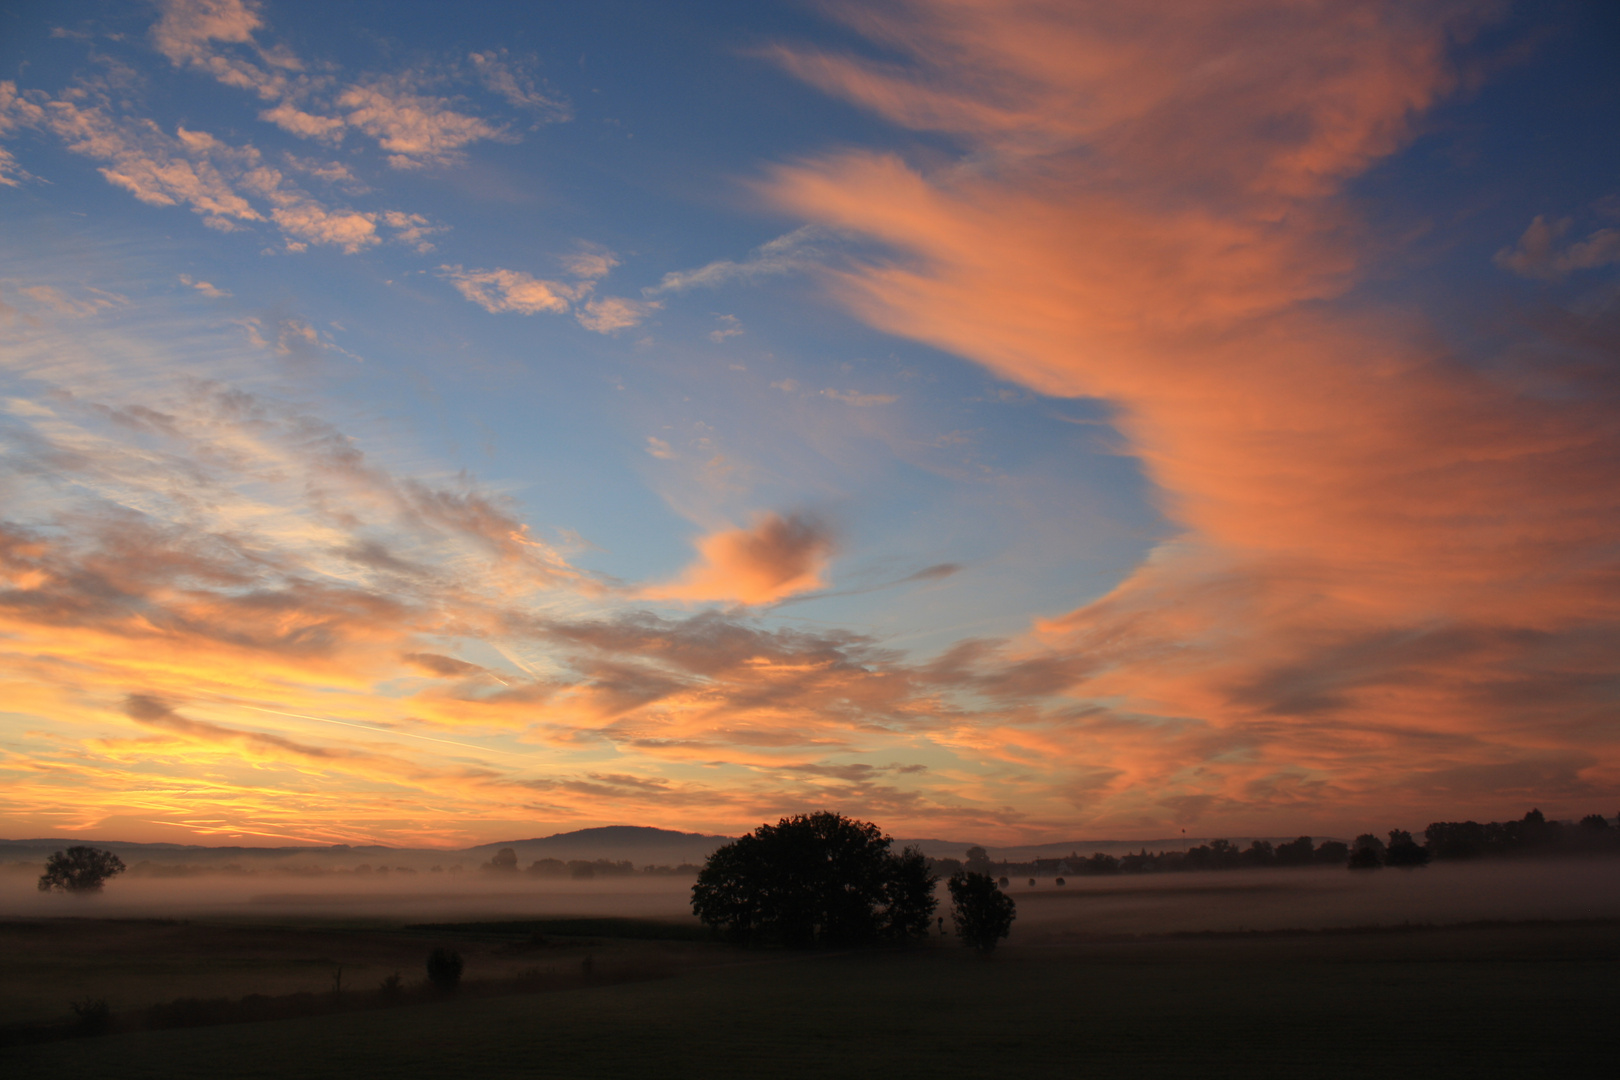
[576,296,660,334]
[148,0,564,170]
[333,75,510,170]
[1495,213,1620,281]
[0,79,437,253]
[440,266,575,315]
[440,257,660,333]
[150,0,295,101]
[178,274,230,298]
[646,226,832,295]
[469,49,571,119]
[751,0,1620,829]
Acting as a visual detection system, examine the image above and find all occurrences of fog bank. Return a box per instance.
[8,856,1619,933]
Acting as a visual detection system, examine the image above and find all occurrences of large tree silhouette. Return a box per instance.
[37,846,126,893]
[691,812,937,947]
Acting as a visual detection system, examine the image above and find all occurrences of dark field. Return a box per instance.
[5,918,1620,1077]
[5,862,1619,1077]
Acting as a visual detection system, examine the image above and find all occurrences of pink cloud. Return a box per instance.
[440,265,574,314]
[756,0,1620,825]
[645,513,836,605]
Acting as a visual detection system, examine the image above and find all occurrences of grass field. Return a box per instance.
[4,918,1618,1078]
[6,862,1620,1077]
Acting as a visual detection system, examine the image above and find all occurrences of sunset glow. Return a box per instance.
[2,0,1617,846]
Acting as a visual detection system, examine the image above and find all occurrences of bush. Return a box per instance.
[948,871,1016,952]
[481,848,518,873]
[1313,840,1349,865]
[425,948,463,992]
[1385,829,1430,868]
[69,998,112,1037]
[690,811,937,948]
[38,846,126,893]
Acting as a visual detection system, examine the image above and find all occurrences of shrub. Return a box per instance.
[426,948,463,992]
[69,998,112,1037]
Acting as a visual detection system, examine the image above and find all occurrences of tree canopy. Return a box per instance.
[38,846,126,893]
[690,811,937,947]
[947,871,1016,951]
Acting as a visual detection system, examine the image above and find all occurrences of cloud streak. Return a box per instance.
[0,79,437,253]
[754,0,1620,827]
[149,0,560,170]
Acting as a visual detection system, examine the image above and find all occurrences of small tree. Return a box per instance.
[1385,829,1429,868]
[948,871,1015,952]
[481,847,518,873]
[880,845,939,940]
[38,846,126,893]
[964,846,993,875]
[425,948,463,992]
[1347,833,1386,870]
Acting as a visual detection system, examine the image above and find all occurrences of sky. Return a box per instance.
[1,0,1618,848]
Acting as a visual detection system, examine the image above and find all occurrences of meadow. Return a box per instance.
[4,860,1618,1077]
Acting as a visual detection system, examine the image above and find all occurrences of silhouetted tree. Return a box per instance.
[1348,833,1385,869]
[1385,829,1430,868]
[426,948,463,992]
[1424,820,1487,859]
[948,871,1016,952]
[964,846,993,875]
[690,811,937,947]
[481,847,518,873]
[526,857,567,877]
[1313,840,1349,865]
[881,845,940,940]
[69,997,112,1037]
[1274,836,1314,866]
[38,846,126,893]
[1241,840,1276,867]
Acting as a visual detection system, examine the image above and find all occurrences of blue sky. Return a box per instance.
[2,0,1618,846]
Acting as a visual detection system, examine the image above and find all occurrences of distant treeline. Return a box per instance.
[2,853,704,880]
[929,810,1618,879]
[480,848,701,878]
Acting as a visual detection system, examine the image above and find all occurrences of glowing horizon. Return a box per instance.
[2,1,1618,847]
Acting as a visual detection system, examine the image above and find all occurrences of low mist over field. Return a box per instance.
[9,826,1620,933]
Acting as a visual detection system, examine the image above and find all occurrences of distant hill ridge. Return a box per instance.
[471,825,734,852]
[1,826,1341,864]
[0,825,738,867]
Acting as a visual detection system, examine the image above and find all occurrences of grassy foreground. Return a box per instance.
[5,920,1618,1078]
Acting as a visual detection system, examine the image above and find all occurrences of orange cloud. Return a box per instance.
[644,513,836,605]
[756,0,1620,827]
[7,2,1614,845]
